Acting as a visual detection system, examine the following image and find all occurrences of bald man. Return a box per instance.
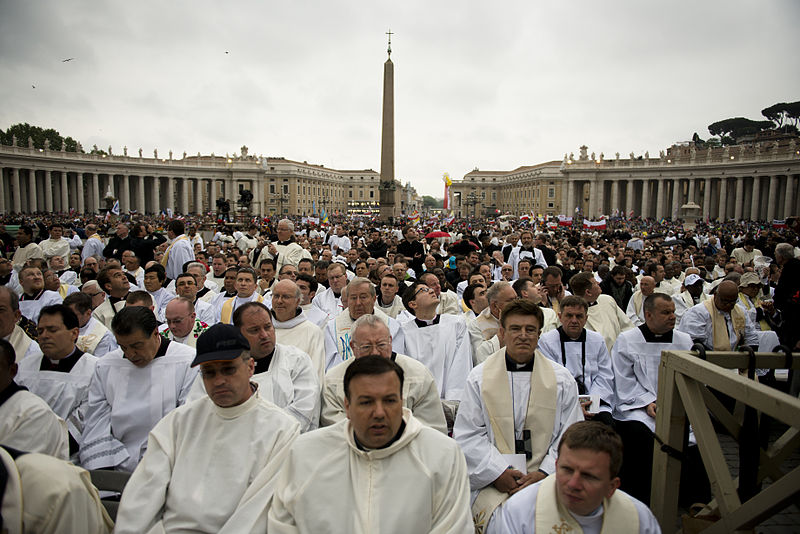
[677,280,760,351]
[626,276,656,327]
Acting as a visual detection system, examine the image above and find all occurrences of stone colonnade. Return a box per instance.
[564,174,800,221]
[0,168,264,216]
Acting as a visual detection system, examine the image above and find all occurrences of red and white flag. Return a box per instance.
[583,219,607,230]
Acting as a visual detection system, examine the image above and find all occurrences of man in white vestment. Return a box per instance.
[186,261,219,301]
[324,277,404,371]
[487,421,661,534]
[468,281,517,356]
[270,279,326,380]
[268,355,474,533]
[0,339,68,459]
[0,445,114,534]
[612,293,693,502]
[463,282,489,322]
[121,250,145,288]
[215,267,265,324]
[418,271,461,315]
[64,292,118,357]
[626,276,656,327]
[0,287,42,363]
[142,263,176,322]
[511,277,560,332]
[672,273,709,327]
[11,226,44,273]
[569,272,635,353]
[311,261,348,318]
[321,314,447,433]
[737,272,781,353]
[174,272,215,324]
[159,297,210,348]
[115,324,300,534]
[226,302,320,431]
[206,253,228,288]
[255,218,312,272]
[677,280,760,352]
[538,296,616,425]
[82,223,106,261]
[17,265,62,324]
[296,273,330,327]
[210,266,239,310]
[376,273,412,320]
[92,265,130,329]
[16,305,98,456]
[508,230,548,279]
[401,280,473,401]
[80,306,197,472]
[454,299,583,533]
[39,224,71,265]
[161,219,195,281]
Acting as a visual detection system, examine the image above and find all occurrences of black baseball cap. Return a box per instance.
[192,324,250,367]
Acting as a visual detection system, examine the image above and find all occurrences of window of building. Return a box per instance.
[349,191,353,198]
[548,187,555,198]
[269,184,275,194]
[283,185,289,195]
[547,202,554,208]
[359,191,363,198]
[370,190,374,198]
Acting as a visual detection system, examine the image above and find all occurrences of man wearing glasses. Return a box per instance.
[321,314,446,433]
[454,299,582,532]
[160,297,209,348]
[678,279,759,351]
[400,281,473,402]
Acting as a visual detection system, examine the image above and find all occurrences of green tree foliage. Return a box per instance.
[89,144,108,156]
[0,123,80,151]
[707,117,774,144]
[762,101,800,131]
[422,195,442,208]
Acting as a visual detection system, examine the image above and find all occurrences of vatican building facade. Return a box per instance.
[1,137,799,220]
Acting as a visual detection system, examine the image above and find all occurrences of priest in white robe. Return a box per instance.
[268,356,473,533]
[453,299,582,533]
[16,305,98,456]
[626,276,656,327]
[612,293,693,502]
[0,338,68,459]
[672,273,709,327]
[570,272,635,353]
[81,224,106,261]
[116,324,300,534]
[92,265,130,329]
[296,273,331,327]
[418,272,461,315]
[737,272,781,353]
[17,266,62,324]
[468,281,519,359]
[324,278,404,371]
[80,306,197,472]
[0,286,42,363]
[11,226,44,273]
[401,280,473,402]
[270,280,326,381]
[215,267,265,324]
[487,421,660,534]
[161,219,195,281]
[65,293,119,357]
[174,272,215,324]
[538,296,616,423]
[311,262,348,318]
[254,219,312,272]
[38,224,71,264]
[677,280,760,352]
[321,314,447,433]
[159,297,210,348]
[143,263,175,322]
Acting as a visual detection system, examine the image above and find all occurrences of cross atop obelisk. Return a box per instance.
[379,29,396,223]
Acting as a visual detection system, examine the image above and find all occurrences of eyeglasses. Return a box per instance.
[414,286,433,298]
[355,341,391,353]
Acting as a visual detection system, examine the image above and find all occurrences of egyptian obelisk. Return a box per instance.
[379,30,396,223]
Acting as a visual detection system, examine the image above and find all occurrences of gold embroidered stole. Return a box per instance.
[161,235,189,268]
[77,320,107,354]
[632,291,643,315]
[472,348,557,531]
[535,474,638,534]
[8,326,33,364]
[221,294,263,324]
[704,299,745,350]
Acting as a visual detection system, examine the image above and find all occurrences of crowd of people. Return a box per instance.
[1,210,799,533]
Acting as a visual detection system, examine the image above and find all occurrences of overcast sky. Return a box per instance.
[1,1,798,198]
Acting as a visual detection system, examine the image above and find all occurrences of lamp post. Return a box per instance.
[465,191,480,218]
[274,192,290,215]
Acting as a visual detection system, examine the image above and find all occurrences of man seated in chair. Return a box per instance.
[115,324,300,534]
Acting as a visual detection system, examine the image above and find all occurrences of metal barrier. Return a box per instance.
[650,348,800,533]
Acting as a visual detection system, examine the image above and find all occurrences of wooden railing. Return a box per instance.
[650,348,800,533]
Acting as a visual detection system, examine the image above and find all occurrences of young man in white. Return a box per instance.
[161,219,195,281]
[80,306,197,472]
[268,355,473,533]
[569,272,635,353]
[454,299,582,532]
[173,272,215,325]
[401,280,473,402]
[321,314,447,433]
[115,324,300,534]
[216,267,264,324]
[488,421,660,534]
[17,265,63,324]
[92,265,130,329]
[64,292,118,357]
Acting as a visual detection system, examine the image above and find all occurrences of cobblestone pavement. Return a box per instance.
[672,423,799,533]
